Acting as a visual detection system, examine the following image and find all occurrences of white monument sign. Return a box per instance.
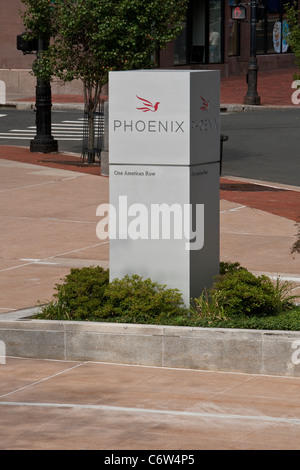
[0,80,6,105]
[0,340,6,365]
[108,70,220,305]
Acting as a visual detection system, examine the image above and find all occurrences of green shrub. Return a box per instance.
[37,268,188,323]
[191,288,229,323]
[219,260,247,275]
[38,266,109,320]
[96,274,188,323]
[37,263,299,329]
[186,307,300,330]
[193,268,297,318]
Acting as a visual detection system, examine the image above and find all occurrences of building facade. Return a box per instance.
[0,0,298,100]
[0,0,82,101]
[159,0,297,75]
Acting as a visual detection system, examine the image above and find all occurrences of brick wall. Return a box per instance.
[0,0,34,69]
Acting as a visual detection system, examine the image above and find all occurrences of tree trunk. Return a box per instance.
[83,80,102,163]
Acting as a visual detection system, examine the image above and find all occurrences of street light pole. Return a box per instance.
[30,38,58,153]
[244,0,261,105]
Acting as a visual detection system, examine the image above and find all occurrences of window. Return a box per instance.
[191,0,206,62]
[174,20,188,65]
[256,0,293,54]
[209,0,223,62]
[173,0,224,65]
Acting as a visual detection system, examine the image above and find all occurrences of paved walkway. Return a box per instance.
[0,66,300,450]
[2,358,300,450]
[0,150,299,313]
[220,66,299,107]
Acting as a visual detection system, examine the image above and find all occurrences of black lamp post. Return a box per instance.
[30,38,58,153]
[17,34,58,153]
[244,0,261,105]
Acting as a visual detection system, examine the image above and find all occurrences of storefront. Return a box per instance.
[173,0,224,65]
[160,0,297,75]
[256,0,291,54]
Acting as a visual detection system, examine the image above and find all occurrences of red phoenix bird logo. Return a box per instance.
[136,95,160,112]
[200,96,209,111]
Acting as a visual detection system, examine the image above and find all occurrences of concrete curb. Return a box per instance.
[221,103,298,112]
[1,310,300,377]
[1,102,297,112]
[0,102,84,111]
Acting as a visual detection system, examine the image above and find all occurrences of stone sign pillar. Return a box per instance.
[0,80,6,105]
[108,70,220,305]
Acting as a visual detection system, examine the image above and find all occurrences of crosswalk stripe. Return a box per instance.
[0,136,82,141]
[0,118,86,141]
[8,130,82,133]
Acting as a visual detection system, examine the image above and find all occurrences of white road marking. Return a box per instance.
[0,175,82,193]
[0,400,300,426]
[220,205,246,214]
[0,118,90,141]
[0,241,108,273]
[0,363,85,399]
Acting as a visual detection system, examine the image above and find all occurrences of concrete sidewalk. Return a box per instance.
[0,154,299,314]
[0,147,298,311]
[2,358,300,450]
[0,157,109,313]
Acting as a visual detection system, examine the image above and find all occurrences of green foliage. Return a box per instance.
[192,289,229,323]
[191,266,298,320]
[20,0,55,41]
[187,307,300,331]
[190,263,300,329]
[39,266,109,321]
[37,268,188,323]
[98,274,187,323]
[37,263,300,331]
[21,0,188,86]
[213,270,282,317]
[219,260,247,275]
[286,2,300,78]
[211,270,296,317]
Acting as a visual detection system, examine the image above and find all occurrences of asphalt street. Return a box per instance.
[221,108,300,186]
[0,108,84,155]
[0,107,299,186]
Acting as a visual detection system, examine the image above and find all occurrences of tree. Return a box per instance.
[286,1,300,79]
[21,0,188,160]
